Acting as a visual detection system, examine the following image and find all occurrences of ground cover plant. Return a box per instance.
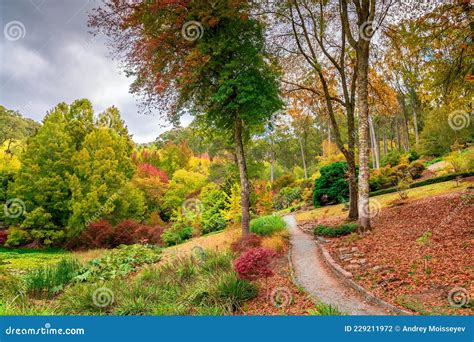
[249,215,287,236]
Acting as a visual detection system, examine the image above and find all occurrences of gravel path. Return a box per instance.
[284,215,389,315]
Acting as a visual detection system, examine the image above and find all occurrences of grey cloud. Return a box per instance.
[0,0,174,143]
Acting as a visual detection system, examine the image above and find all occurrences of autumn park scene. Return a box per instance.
[0,0,472,317]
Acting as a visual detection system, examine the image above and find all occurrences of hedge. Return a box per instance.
[369,172,474,197]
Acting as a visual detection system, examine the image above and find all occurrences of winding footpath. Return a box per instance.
[284,215,389,315]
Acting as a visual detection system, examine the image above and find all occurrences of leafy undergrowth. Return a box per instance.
[0,248,67,276]
[295,179,472,223]
[0,244,162,315]
[52,250,257,315]
[241,246,317,315]
[0,224,340,316]
[323,190,473,315]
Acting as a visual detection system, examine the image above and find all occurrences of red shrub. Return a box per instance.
[75,219,164,249]
[143,225,165,246]
[79,219,114,249]
[137,163,169,183]
[234,247,276,281]
[231,233,262,255]
[112,219,140,245]
[0,230,7,245]
[113,219,163,246]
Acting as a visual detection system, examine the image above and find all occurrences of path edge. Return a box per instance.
[311,233,412,315]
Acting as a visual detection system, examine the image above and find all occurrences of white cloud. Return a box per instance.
[0,43,50,80]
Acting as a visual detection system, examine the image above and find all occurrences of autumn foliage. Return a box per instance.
[77,219,164,249]
[0,230,8,245]
[234,247,276,281]
[137,163,169,183]
[230,233,262,255]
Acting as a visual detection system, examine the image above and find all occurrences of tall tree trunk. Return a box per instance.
[413,107,419,146]
[298,136,308,179]
[396,119,401,150]
[383,132,388,155]
[347,156,358,220]
[234,116,250,235]
[403,114,410,152]
[356,43,371,231]
[369,115,380,169]
[328,122,331,144]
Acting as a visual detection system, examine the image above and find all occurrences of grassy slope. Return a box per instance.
[161,226,240,262]
[295,179,471,222]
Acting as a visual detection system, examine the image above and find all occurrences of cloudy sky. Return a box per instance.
[0,0,183,143]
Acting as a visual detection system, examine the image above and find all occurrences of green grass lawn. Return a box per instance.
[0,248,67,276]
[295,179,471,222]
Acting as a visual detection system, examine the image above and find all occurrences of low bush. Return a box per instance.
[369,165,396,191]
[24,258,82,297]
[209,272,257,311]
[234,247,276,281]
[75,244,161,282]
[5,227,30,247]
[0,230,7,245]
[230,233,262,255]
[77,220,164,249]
[408,161,425,180]
[272,174,295,190]
[369,171,474,196]
[273,187,302,210]
[113,220,163,246]
[261,233,286,254]
[445,148,474,173]
[309,302,344,315]
[200,185,229,234]
[313,223,357,237]
[408,150,420,163]
[250,215,286,236]
[424,157,442,167]
[313,162,355,207]
[380,150,401,167]
[78,220,114,249]
[161,224,193,247]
